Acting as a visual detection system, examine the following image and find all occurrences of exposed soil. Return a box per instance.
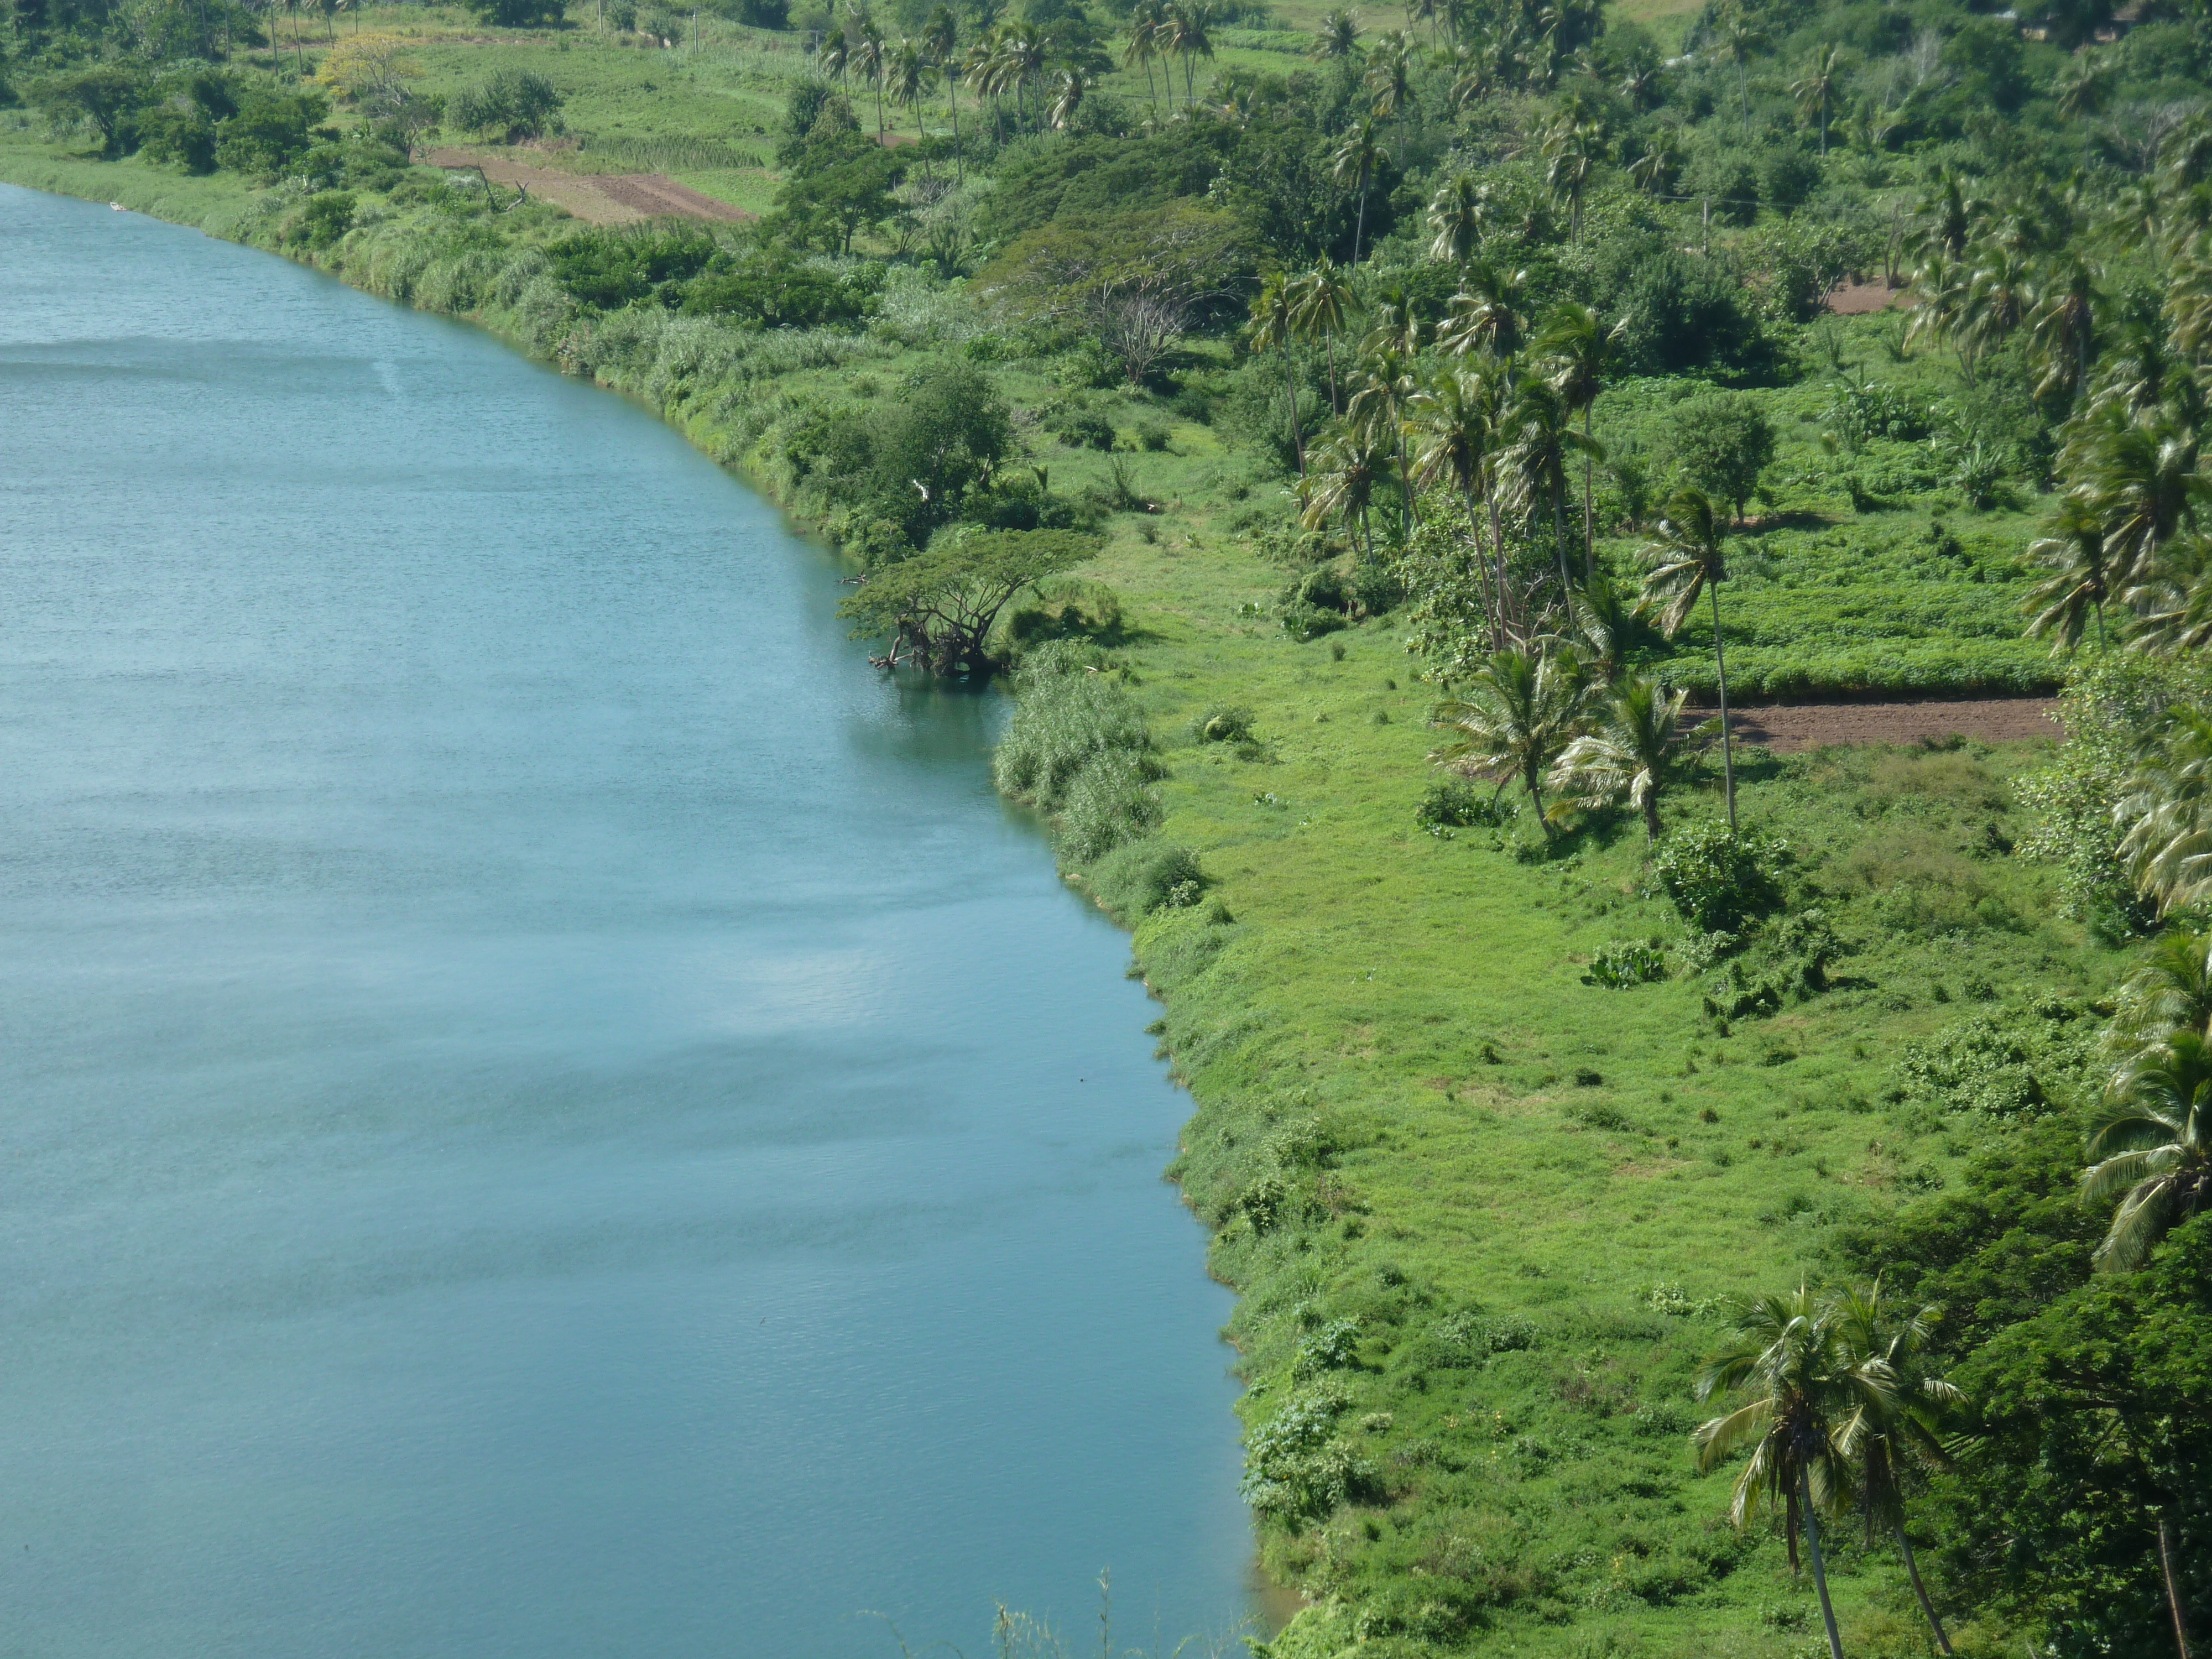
[424,148,752,225]
[1695,696,2061,754]
[1824,279,1905,315]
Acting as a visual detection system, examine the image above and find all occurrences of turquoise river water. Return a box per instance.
[0,183,1253,1657]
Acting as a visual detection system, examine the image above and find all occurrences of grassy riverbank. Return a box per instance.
[0,17,2153,1654]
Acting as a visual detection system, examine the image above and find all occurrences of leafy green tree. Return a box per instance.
[1535,300,1620,578]
[1695,1287,1889,1659]
[1547,673,1695,841]
[1331,116,1384,264]
[864,357,1013,546]
[1430,648,1584,835]
[213,87,336,178]
[470,0,566,24]
[769,120,904,253]
[450,68,563,142]
[1668,393,1773,525]
[28,65,152,158]
[1790,44,1840,155]
[838,529,1096,675]
[1639,487,1738,828]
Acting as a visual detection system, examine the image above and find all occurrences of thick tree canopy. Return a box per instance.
[838,529,1097,675]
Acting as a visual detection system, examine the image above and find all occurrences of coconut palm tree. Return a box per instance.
[1123,0,1162,114]
[2026,494,2117,652]
[1629,125,1684,195]
[1541,116,1600,243]
[1437,263,1530,358]
[1567,571,1635,685]
[1639,487,1738,829]
[2054,51,2115,121]
[922,6,961,173]
[1828,1284,1962,1658]
[1791,43,1840,154]
[2117,703,2212,913]
[1332,116,1386,263]
[1547,673,1694,840]
[1535,300,1619,578]
[853,17,888,135]
[2080,413,2208,590]
[1714,5,1765,140]
[2111,926,2212,1044]
[1049,64,1088,128]
[961,36,1001,141]
[888,39,932,137]
[1410,363,1509,645]
[1309,7,1359,63]
[1000,23,1048,130]
[2084,1028,2212,1270]
[1348,346,1421,538]
[1300,427,1389,557]
[1430,648,1584,832]
[2029,255,2099,407]
[1364,28,1417,131]
[1165,0,1213,107]
[1696,1287,1890,1659]
[1248,274,1306,477]
[817,26,850,88]
[1501,371,1596,598]
[1427,172,1488,264]
[1287,258,1357,414]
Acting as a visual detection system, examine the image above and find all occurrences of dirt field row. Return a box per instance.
[1706,696,2061,753]
[424,148,752,225]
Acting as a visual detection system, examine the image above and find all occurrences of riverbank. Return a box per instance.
[0,144,2119,1658]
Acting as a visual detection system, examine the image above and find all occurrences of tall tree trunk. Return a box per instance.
[1894,1526,1953,1657]
[948,77,960,181]
[1642,794,1661,841]
[1710,579,1736,831]
[1551,477,1572,597]
[1581,404,1595,581]
[1464,484,1500,649]
[1284,347,1305,476]
[1353,172,1370,262]
[2162,1516,2195,1659]
[1802,1472,1846,1659]
[1324,335,1340,415]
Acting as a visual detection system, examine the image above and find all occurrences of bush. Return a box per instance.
[1192,705,1255,744]
[450,68,562,142]
[1240,1385,1369,1520]
[1650,823,1787,932]
[1670,394,1775,521]
[1050,408,1117,451]
[1587,940,1668,988]
[471,0,567,24]
[1416,779,1512,830]
[1056,750,1163,862]
[213,88,334,179]
[1088,839,1209,916]
[1134,418,1173,452]
[1292,1318,1361,1380]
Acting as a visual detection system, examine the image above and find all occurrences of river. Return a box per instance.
[0,184,1251,1657]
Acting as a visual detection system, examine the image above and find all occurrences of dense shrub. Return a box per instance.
[1586,939,1668,988]
[1088,839,1209,917]
[547,224,721,309]
[1056,750,1163,861]
[1240,1385,1370,1520]
[450,68,562,142]
[1650,824,1786,933]
[1416,779,1512,830]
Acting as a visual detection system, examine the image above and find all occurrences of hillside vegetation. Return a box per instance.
[6,0,2212,1652]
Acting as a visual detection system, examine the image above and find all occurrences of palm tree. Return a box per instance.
[1791,43,1840,154]
[1165,1,1213,107]
[1001,23,1048,131]
[1300,427,1388,557]
[1547,674,1693,840]
[1695,1287,1890,1659]
[1410,364,1509,645]
[1828,1284,1963,1658]
[1567,571,1634,685]
[2117,704,2212,913]
[2026,494,2116,652]
[889,39,931,138]
[1408,0,1438,46]
[2054,51,2115,121]
[1438,264,1530,359]
[1331,116,1386,263]
[1248,274,1306,476]
[817,27,850,88]
[853,17,888,135]
[2110,926,2212,1045]
[1364,28,1417,131]
[1535,300,1618,578]
[2084,1028,2212,1270]
[2081,413,2208,587]
[1639,487,1738,829]
[1287,258,1357,415]
[2028,255,2098,407]
[1427,171,1486,264]
[923,6,961,174]
[1123,0,1162,114]
[961,36,1001,142]
[1629,126,1683,195]
[1502,372,1597,598]
[1348,347,1421,538]
[1309,7,1359,63]
[1431,648,1584,832]
[1715,6,1766,140]
[1541,117,1600,243]
[1049,65,1088,128]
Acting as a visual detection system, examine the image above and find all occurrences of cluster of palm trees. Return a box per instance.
[1694,1282,1960,1659]
[1120,1,1215,115]
[813,2,1095,149]
[1425,481,1744,839]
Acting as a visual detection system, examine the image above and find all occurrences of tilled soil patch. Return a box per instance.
[1698,696,2061,753]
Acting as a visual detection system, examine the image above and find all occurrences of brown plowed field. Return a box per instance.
[1697,696,2061,753]
[424,149,752,225]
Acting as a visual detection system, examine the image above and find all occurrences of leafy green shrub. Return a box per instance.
[1056,751,1163,862]
[1587,940,1668,988]
[1292,1318,1361,1379]
[1050,408,1117,451]
[450,67,562,142]
[1651,825,1787,932]
[547,223,720,310]
[1192,705,1255,744]
[1240,1385,1369,1519]
[1416,779,1513,831]
[1134,418,1172,452]
[993,647,1153,808]
[1895,1002,2096,1120]
[1088,839,1209,916]
[213,88,334,178]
